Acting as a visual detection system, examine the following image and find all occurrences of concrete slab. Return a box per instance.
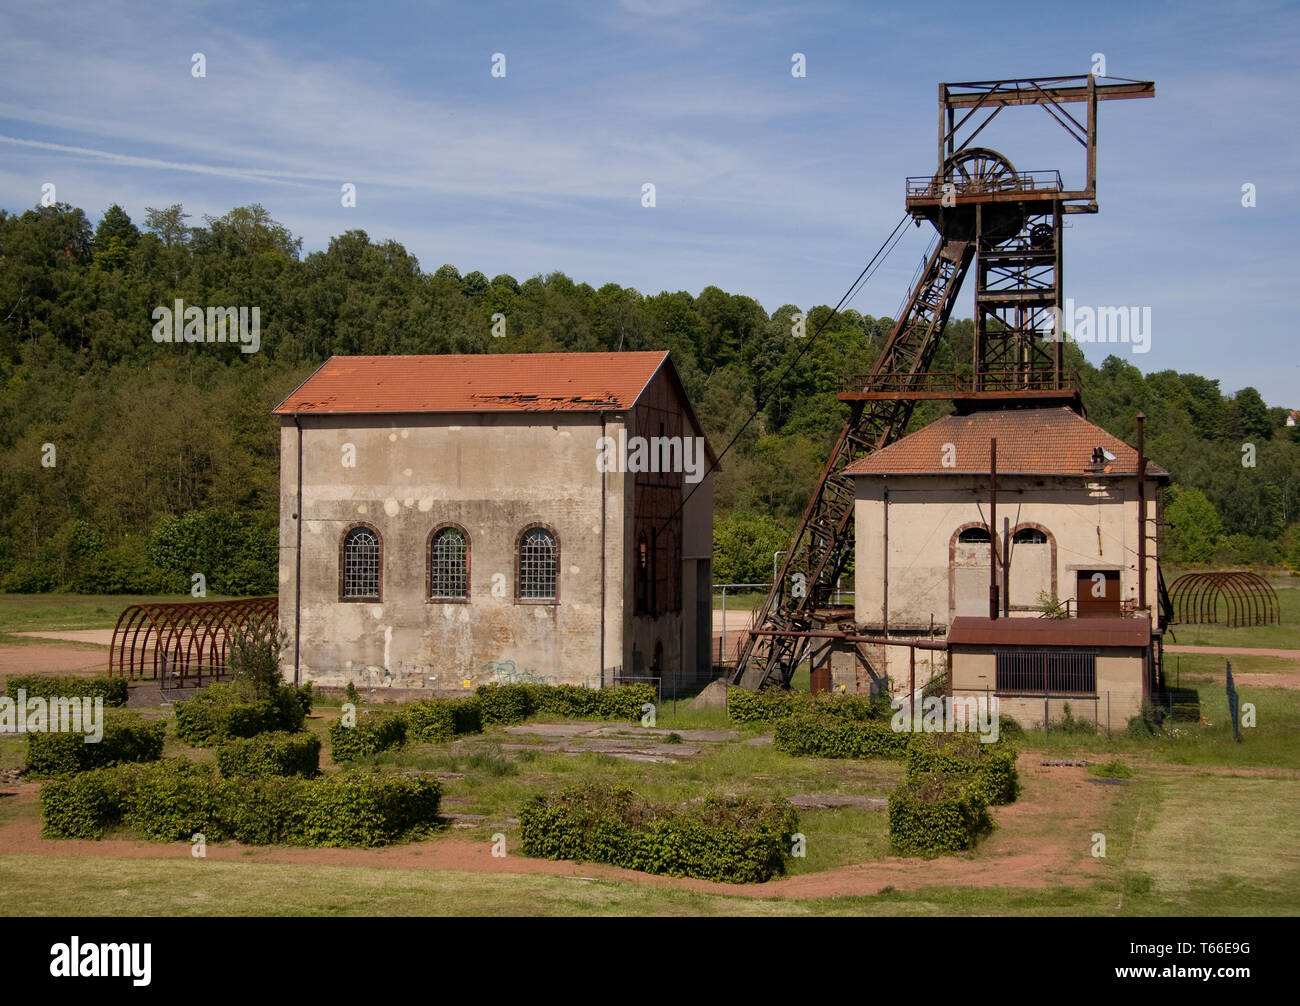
[788,793,887,811]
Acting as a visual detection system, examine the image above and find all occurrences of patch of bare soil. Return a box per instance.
[0,644,108,680]
[0,751,1116,899]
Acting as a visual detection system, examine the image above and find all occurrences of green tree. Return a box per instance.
[1165,487,1224,563]
[713,511,791,585]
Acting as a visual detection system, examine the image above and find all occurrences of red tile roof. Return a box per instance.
[946,616,1152,648]
[842,407,1168,479]
[273,352,671,415]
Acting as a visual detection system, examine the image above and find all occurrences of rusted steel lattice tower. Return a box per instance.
[733,75,1155,690]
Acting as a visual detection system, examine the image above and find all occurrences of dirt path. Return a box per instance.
[0,644,109,679]
[0,754,1112,899]
[10,630,115,646]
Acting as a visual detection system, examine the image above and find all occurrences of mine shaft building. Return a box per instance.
[841,404,1169,727]
[273,351,716,695]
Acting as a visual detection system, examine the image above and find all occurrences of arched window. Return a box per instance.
[340,524,381,600]
[958,526,991,543]
[428,525,469,600]
[1013,527,1048,545]
[518,526,559,601]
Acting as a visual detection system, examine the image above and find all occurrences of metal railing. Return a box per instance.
[840,370,1081,396]
[905,169,1064,199]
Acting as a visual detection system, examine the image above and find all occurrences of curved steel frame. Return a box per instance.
[109,597,278,683]
[1168,572,1278,628]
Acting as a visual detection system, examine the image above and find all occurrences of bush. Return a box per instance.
[216,731,320,779]
[1049,702,1098,735]
[123,759,222,841]
[406,698,482,743]
[5,675,127,707]
[290,772,441,847]
[40,761,441,847]
[474,684,533,725]
[328,712,407,762]
[904,732,1019,805]
[1126,701,1165,737]
[25,712,166,777]
[888,772,992,854]
[728,687,892,724]
[40,769,132,838]
[519,783,797,883]
[227,616,285,698]
[1090,759,1134,779]
[773,715,909,759]
[474,682,656,724]
[173,681,302,747]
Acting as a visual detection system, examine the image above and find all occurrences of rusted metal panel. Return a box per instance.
[947,615,1150,648]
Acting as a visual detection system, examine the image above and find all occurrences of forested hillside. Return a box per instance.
[1,201,1296,594]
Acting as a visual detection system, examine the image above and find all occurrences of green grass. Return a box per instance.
[0,854,1128,916]
[0,593,239,634]
[1121,769,1300,915]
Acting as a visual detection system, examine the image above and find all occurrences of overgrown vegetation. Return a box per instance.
[887,772,993,854]
[4,675,127,706]
[518,782,798,883]
[25,713,165,776]
[40,759,440,847]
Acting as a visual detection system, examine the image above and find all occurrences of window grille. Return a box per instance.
[996,649,1096,694]
[430,527,468,599]
[342,527,380,598]
[519,527,558,600]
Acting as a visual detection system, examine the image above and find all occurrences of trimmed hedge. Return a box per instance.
[173,681,306,747]
[474,683,656,725]
[727,688,891,724]
[328,712,407,762]
[773,714,909,759]
[25,712,166,777]
[473,684,532,725]
[406,698,482,743]
[904,732,1019,805]
[519,783,797,883]
[5,674,127,707]
[888,771,992,854]
[40,760,441,847]
[216,731,320,779]
[39,766,135,838]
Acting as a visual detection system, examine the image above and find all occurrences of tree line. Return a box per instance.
[0,201,1296,593]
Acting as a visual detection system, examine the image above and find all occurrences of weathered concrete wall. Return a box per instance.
[851,472,1159,685]
[949,645,1147,730]
[278,398,714,696]
[279,411,618,691]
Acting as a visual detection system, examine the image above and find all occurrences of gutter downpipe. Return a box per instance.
[292,414,304,687]
[599,413,607,688]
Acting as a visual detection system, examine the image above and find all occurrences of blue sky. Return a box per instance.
[1,0,1296,407]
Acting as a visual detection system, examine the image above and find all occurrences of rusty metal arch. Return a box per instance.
[109,597,277,684]
[1168,572,1278,628]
